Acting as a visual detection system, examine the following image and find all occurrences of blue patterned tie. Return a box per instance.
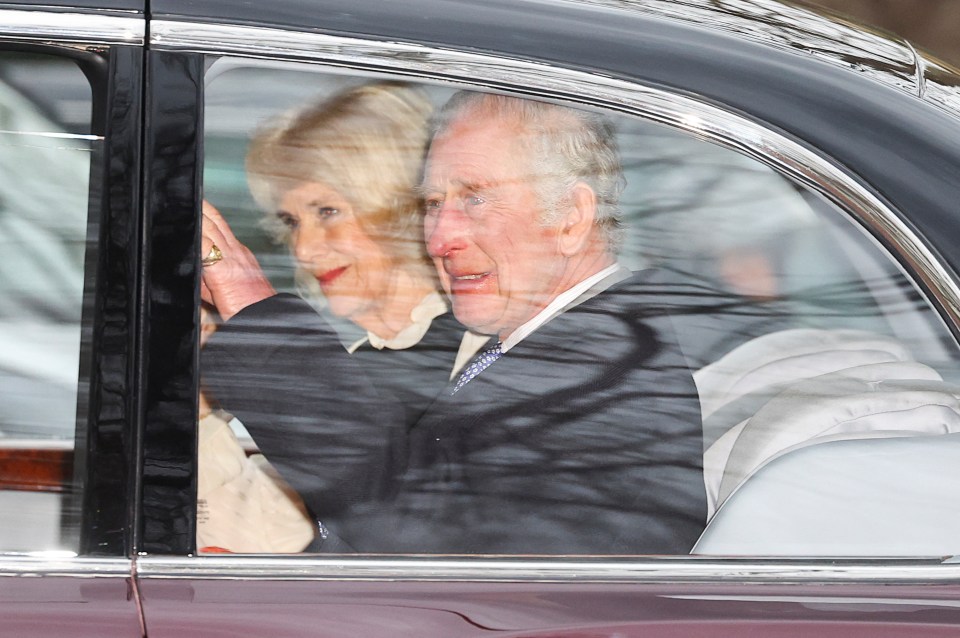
[451,341,502,395]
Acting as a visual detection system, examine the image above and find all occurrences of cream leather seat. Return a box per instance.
[692,328,960,555]
[694,432,960,556]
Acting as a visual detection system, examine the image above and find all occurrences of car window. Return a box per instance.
[0,51,97,554]
[198,58,960,557]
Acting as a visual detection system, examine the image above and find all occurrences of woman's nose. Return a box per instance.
[291,222,328,265]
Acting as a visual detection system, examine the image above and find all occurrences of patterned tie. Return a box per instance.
[450,341,502,395]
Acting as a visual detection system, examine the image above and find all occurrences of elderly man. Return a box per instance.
[203,91,705,554]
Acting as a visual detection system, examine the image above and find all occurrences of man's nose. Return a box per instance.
[426,201,468,258]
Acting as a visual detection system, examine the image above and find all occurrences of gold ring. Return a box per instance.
[202,243,224,267]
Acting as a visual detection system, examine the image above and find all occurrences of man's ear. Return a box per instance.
[558,182,599,256]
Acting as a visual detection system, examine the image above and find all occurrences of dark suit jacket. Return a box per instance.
[350,310,466,427]
[203,271,706,554]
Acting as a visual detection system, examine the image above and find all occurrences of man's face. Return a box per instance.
[422,113,569,338]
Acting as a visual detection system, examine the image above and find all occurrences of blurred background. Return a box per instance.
[804,0,960,67]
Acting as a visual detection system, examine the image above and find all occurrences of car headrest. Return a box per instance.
[694,328,915,421]
[716,371,960,505]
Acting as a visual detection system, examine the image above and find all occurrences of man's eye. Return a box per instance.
[424,198,443,215]
[465,194,485,207]
[317,207,339,220]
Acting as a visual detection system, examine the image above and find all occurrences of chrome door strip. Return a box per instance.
[0,555,132,578]
[149,20,960,335]
[0,9,143,46]
[137,555,960,584]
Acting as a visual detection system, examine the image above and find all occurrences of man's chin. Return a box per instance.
[451,303,502,337]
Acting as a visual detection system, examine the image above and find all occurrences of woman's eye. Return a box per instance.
[317,207,339,220]
[276,212,299,230]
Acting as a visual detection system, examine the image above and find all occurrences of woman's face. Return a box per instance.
[277,181,394,324]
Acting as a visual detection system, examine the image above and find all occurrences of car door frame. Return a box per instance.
[0,4,145,636]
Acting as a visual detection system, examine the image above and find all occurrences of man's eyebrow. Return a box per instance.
[415,178,501,197]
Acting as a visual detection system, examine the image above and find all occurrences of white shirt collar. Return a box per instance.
[348,291,449,352]
[450,330,494,380]
[500,263,624,353]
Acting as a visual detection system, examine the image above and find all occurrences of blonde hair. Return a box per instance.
[247,82,433,261]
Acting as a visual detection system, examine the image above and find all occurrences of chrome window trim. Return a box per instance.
[922,58,960,117]
[572,0,960,123]
[137,555,960,584]
[569,0,921,100]
[0,9,143,46]
[0,555,132,578]
[152,19,960,338]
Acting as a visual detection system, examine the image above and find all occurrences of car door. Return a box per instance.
[134,1,960,636]
[0,2,144,636]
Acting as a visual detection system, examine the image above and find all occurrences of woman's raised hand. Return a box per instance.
[201,200,277,321]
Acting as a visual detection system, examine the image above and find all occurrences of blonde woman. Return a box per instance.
[202,82,473,424]
[200,83,477,552]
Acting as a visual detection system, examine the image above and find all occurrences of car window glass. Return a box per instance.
[0,51,96,554]
[199,58,960,557]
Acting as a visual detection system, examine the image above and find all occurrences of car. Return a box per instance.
[2,0,960,635]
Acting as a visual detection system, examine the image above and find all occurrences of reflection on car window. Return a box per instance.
[199,59,960,557]
[0,52,96,554]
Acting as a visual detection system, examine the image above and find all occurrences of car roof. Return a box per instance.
[144,0,960,108]
[10,0,958,117]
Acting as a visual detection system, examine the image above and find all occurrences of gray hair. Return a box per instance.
[432,91,625,252]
